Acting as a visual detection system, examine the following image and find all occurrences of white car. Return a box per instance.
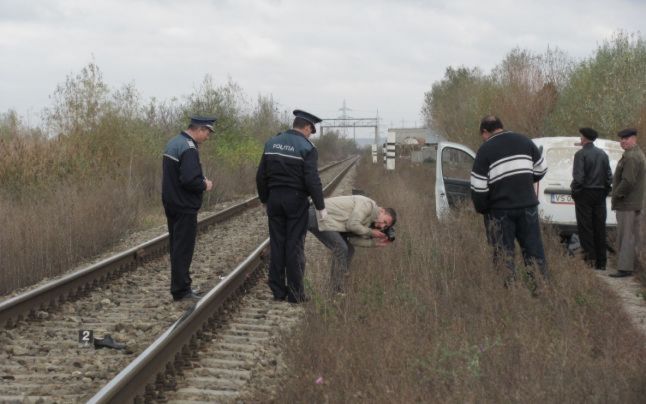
[435,137,623,235]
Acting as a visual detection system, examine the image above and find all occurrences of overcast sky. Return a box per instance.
[1,0,644,137]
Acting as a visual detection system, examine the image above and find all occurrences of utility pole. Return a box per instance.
[339,99,352,119]
[338,99,352,137]
[375,109,380,146]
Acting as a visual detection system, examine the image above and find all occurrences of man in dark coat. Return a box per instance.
[571,127,612,270]
[162,116,215,301]
[256,109,326,303]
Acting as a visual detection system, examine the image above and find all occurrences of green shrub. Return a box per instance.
[547,32,646,137]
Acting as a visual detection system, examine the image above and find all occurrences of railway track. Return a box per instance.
[0,156,357,403]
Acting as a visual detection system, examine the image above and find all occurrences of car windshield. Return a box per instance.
[545,147,577,179]
[545,146,623,179]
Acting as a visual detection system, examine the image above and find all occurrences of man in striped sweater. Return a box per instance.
[470,116,549,282]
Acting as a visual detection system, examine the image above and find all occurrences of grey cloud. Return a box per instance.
[0,0,64,22]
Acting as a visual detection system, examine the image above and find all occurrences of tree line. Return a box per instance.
[422,32,645,150]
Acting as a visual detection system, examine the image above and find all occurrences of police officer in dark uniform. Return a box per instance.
[162,116,216,301]
[256,110,326,303]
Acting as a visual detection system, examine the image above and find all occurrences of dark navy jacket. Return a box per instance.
[162,132,206,213]
[470,131,547,214]
[256,129,325,210]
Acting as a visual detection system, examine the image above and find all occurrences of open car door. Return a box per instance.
[435,142,476,219]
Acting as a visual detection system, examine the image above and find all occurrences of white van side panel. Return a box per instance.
[532,137,621,229]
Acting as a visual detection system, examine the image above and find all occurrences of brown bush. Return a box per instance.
[0,179,142,294]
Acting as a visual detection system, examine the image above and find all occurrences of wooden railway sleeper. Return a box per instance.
[164,364,178,390]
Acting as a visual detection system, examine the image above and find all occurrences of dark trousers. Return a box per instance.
[484,206,549,280]
[266,188,309,301]
[573,188,607,269]
[164,207,197,299]
[307,207,355,292]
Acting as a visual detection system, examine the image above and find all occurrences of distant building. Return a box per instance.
[387,128,446,145]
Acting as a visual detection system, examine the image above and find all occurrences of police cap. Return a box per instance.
[293,109,322,133]
[617,128,637,138]
[190,115,217,132]
[578,127,598,141]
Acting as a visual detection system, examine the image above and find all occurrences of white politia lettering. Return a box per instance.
[272,143,295,152]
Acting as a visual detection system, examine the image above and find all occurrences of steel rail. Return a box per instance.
[0,157,355,328]
[88,156,358,403]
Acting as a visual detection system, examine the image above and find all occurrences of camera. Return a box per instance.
[382,226,395,242]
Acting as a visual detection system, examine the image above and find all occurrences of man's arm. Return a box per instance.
[531,142,547,182]
[256,154,269,203]
[470,152,490,214]
[346,199,373,237]
[571,151,584,194]
[604,154,612,195]
[179,149,207,193]
[347,236,376,248]
[613,157,640,200]
[303,148,325,210]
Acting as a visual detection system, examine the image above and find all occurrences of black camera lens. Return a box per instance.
[382,227,395,241]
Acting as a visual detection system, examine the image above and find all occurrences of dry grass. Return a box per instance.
[0,179,142,293]
[0,137,346,295]
[272,157,646,403]
[0,156,262,295]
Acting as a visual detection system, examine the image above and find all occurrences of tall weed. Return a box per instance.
[274,157,646,403]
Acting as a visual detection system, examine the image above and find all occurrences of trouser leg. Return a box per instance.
[308,208,353,292]
[284,194,309,301]
[636,211,643,271]
[345,237,355,266]
[575,191,595,265]
[591,191,607,269]
[517,206,548,279]
[166,210,197,298]
[166,210,175,257]
[616,210,639,273]
[485,211,517,277]
[325,233,352,292]
[267,196,287,300]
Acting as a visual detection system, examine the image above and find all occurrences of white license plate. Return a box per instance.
[550,193,574,204]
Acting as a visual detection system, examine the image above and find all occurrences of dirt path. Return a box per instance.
[597,272,646,340]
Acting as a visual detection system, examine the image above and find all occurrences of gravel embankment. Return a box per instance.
[0,162,352,402]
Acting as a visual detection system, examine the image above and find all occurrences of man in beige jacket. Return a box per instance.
[307,195,397,292]
[610,128,646,278]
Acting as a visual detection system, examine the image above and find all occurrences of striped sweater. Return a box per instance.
[470,131,547,213]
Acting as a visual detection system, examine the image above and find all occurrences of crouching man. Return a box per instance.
[307,195,397,293]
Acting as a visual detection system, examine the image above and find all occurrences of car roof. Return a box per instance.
[532,136,621,151]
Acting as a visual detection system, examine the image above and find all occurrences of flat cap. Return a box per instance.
[190,115,217,132]
[293,109,322,133]
[578,127,598,141]
[617,128,637,138]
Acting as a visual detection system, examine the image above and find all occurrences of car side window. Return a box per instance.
[441,147,474,181]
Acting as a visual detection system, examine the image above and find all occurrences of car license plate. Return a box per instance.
[550,193,574,204]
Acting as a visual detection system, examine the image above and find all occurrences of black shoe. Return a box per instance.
[273,295,286,302]
[286,294,310,304]
[94,334,126,350]
[609,270,632,278]
[173,290,202,301]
